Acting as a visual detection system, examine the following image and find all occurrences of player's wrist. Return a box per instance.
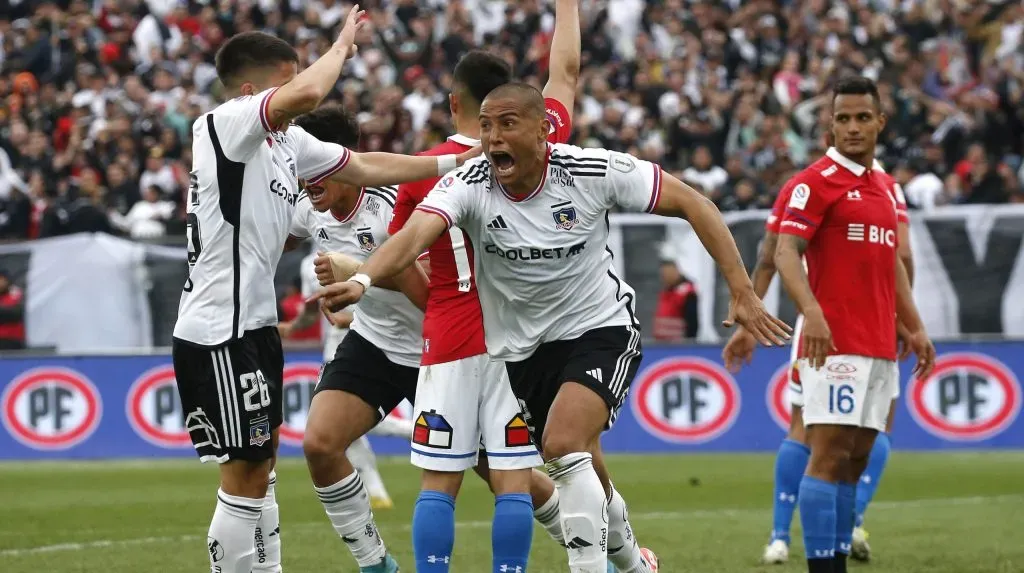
[348,273,372,292]
[437,154,458,176]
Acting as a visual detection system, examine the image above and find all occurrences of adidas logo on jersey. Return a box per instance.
[488,216,509,230]
[587,368,603,383]
[317,228,329,240]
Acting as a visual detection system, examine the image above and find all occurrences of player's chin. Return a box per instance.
[309,193,329,212]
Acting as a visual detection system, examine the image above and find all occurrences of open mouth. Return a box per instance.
[307,185,326,203]
[490,151,516,177]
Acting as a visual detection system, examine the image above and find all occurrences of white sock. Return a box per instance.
[534,488,565,545]
[253,471,282,573]
[209,489,262,573]
[347,437,389,500]
[546,453,608,573]
[370,416,414,439]
[315,472,388,567]
[607,485,650,572]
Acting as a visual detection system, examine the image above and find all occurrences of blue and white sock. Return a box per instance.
[855,433,891,527]
[412,491,456,572]
[799,476,838,562]
[836,482,857,557]
[770,439,810,543]
[492,493,533,573]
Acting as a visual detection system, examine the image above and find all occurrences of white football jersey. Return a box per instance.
[418,143,661,361]
[290,186,423,368]
[174,87,353,347]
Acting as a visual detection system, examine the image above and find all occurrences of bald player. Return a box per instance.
[312,83,792,573]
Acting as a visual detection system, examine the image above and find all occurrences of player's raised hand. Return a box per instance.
[906,329,936,379]
[308,280,366,312]
[313,251,362,286]
[722,327,757,373]
[801,308,835,370]
[335,4,367,55]
[723,288,791,347]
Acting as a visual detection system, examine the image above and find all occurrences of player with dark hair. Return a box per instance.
[171,8,478,573]
[770,75,934,573]
[725,107,916,565]
[312,81,791,573]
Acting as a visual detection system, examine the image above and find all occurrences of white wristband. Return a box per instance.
[349,273,372,292]
[437,154,458,176]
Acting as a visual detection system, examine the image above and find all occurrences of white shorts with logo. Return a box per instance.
[410,353,542,472]
[800,355,898,431]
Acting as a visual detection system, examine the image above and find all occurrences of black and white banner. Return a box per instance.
[0,205,1020,351]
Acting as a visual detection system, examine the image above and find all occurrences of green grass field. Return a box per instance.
[1,452,1022,572]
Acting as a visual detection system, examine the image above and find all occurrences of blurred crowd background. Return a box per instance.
[0,0,1022,243]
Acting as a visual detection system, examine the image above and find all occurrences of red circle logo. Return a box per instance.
[127,365,190,448]
[1,368,102,451]
[766,363,794,430]
[906,353,1021,441]
[631,357,740,444]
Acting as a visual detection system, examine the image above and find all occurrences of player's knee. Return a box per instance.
[807,446,850,478]
[541,431,587,461]
[302,425,349,463]
[220,459,271,498]
[787,408,807,443]
[421,469,464,497]
[489,468,532,496]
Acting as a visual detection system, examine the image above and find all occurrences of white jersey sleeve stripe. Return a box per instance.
[258,87,281,133]
[416,205,454,229]
[646,165,663,213]
[307,148,352,185]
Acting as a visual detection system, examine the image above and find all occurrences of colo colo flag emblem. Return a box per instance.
[1,367,102,451]
[631,357,741,444]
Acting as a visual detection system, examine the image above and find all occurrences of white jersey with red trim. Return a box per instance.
[417,143,663,361]
[174,87,353,347]
[290,186,423,367]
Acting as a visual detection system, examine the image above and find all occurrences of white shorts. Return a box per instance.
[410,354,542,472]
[800,355,898,431]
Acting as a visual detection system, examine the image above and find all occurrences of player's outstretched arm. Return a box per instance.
[895,256,935,378]
[542,0,582,114]
[309,210,447,311]
[653,173,791,346]
[265,6,365,129]
[331,148,480,188]
[723,227,781,370]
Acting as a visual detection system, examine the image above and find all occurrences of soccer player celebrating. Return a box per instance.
[772,76,935,573]
[313,82,791,573]
[171,8,478,573]
[725,158,914,564]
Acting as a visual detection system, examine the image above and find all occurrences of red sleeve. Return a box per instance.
[766,180,796,234]
[778,177,830,241]
[544,97,572,144]
[389,176,438,235]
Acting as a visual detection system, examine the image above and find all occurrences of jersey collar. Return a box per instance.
[448,133,480,147]
[331,188,364,223]
[825,147,870,176]
[498,144,551,203]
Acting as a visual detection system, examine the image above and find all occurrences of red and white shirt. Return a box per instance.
[778,147,901,361]
[389,98,573,365]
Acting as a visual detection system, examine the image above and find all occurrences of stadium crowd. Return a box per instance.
[0,0,1022,241]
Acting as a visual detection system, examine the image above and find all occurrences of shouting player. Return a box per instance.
[725,158,914,563]
[171,9,478,573]
[773,76,935,573]
[313,83,791,573]
[279,110,417,513]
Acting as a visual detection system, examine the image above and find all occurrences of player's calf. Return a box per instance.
[488,468,534,573]
[210,459,273,573]
[253,469,282,573]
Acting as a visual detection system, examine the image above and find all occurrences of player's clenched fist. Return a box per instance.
[800,307,836,370]
[308,280,366,312]
[723,288,792,347]
[313,251,362,286]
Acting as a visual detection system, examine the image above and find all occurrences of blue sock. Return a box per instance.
[492,493,533,573]
[413,491,456,572]
[855,432,891,527]
[770,439,810,543]
[836,482,857,556]
[799,476,838,561]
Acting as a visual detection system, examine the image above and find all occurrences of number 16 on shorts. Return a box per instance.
[800,355,897,431]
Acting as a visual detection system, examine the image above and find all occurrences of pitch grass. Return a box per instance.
[1,452,1022,572]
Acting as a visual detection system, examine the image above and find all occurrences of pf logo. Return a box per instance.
[280,363,322,446]
[906,353,1022,442]
[631,357,741,444]
[127,365,190,448]
[766,363,795,430]
[1,367,102,451]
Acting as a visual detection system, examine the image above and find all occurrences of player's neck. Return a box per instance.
[452,113,481,140]
[330,190,361,220]
[836,147,875,171]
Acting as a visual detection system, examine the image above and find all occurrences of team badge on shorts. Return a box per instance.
[413,410,453,449]
[356,228,376,252]
[552,202,579,230]
[504,414,532,447]
[249,416,271,446]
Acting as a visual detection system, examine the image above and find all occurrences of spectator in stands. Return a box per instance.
[681,145,728,202]
[139,146,178,199]
[112,185,175,239]
[0,269,25,350]
[653,259,699,343]
[895,161,947,211]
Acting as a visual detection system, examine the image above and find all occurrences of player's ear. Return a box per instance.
[877,111,887,133]
[239,81,256,97]
[541,117,552,141]
[449,93,458,116]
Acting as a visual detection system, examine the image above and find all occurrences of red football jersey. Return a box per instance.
[778,148,900,361]
[390,98,573,365]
